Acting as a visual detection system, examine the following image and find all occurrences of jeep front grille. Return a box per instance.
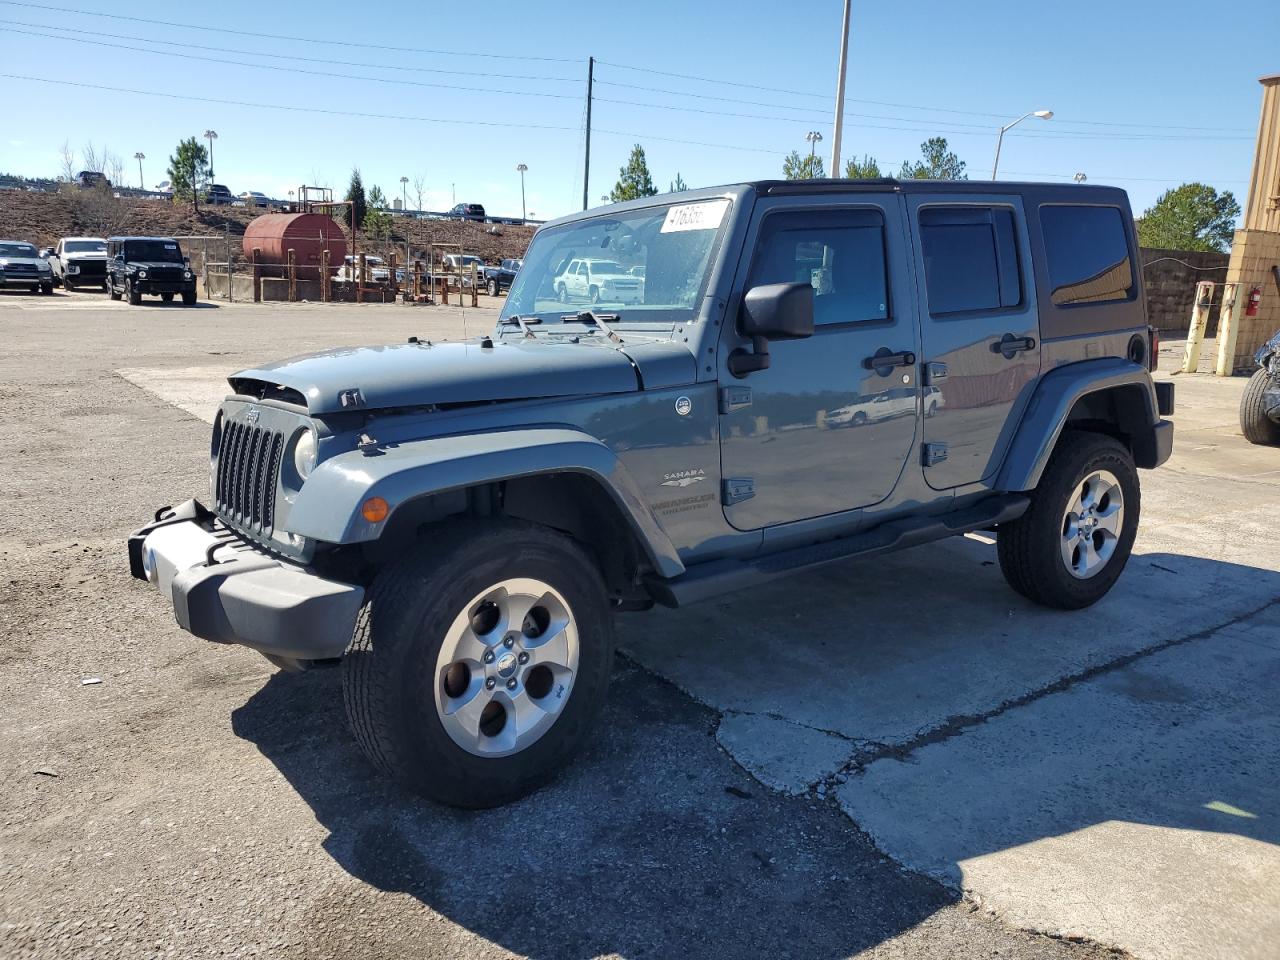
[215,421,284,533]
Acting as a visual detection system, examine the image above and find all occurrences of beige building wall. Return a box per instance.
[1226,74,1280,370]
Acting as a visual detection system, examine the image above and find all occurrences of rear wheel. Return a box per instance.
[343,520,615,808]
[998,432,1139,610]
[1239,368,1280,446]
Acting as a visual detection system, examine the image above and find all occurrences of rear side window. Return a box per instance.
[919,207,1022,316]
[1039,205,1133,306]
[749,208,889,325]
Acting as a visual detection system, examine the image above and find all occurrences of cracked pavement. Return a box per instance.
[2,295,1276,959]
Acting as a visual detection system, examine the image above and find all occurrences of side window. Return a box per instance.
[1039,205,1133,306]
[918,206,1022,316]
[748,208,889,325]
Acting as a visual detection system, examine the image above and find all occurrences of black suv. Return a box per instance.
[205,184,235,205]
[106,236,198,306]
[450,202,486,221]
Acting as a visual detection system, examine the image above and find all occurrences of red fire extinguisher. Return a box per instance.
[1246,286,1262,317]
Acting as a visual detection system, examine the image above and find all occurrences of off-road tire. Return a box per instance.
[998,431,1139,610]
[342,519,615,808]
[108,278,122,301]
[161,292,175,303]
[1239,368,1280,446]
[127,279,141,306]
[182,290,197,306]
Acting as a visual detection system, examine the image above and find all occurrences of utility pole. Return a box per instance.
[134,152,145,190]
[583,56,594,211]
[830,0,851,177]
[516,163,528,224]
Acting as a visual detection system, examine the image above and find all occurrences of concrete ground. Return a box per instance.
[1,290,1275,959]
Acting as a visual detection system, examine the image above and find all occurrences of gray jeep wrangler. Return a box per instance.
[129,179,1174,808]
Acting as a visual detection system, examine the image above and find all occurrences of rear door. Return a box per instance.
[906,194,1040,489]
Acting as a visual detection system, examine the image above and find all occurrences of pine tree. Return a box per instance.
[343,168,367,230]
[610,145,659,202]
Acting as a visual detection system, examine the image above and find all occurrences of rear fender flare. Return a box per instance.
[286,427,684,578]
[996,358,1163,491]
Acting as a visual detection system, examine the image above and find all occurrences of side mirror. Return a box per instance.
[729,282,814,376]
[184,257,191,267]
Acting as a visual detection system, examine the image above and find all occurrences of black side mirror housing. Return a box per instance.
[729,282,815,376]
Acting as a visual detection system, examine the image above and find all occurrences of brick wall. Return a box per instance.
[1139,247,1231,334]
[1226,228,1280,370]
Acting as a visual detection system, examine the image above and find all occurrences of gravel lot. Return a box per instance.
[1,289,1268,960]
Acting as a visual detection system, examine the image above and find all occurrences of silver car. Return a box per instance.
[0,240,54,294]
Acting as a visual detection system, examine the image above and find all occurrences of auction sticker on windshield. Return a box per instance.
[660,199,730,233]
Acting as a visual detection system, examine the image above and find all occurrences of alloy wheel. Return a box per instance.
[1060,469,1124,579]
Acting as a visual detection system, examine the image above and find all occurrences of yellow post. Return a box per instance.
[1180,281,1216,373]
[1214,282,1243,376]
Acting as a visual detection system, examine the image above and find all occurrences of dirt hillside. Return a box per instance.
[0,190,535,264]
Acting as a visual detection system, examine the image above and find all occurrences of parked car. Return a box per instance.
[0,239,54,293]
[106,236,197,305]
[553,257,643,305]
[441,253,486,287]
[1239,328,1280,445]
[48,236,108,291]
[450,203,486,222]
[482,258,522,297]
[205,184,235,205]
[128,179,1174,809]
[76,171,110,189]
[240,191,270,208]
[335,255,390,283]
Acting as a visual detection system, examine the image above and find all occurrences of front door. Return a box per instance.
[905,195,1041,489]
[719,195,920,530]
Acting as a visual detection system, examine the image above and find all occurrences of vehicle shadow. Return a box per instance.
[231,659,952,959]
[232,548,1280,958]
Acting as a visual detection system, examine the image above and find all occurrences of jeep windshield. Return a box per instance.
[124,240,183,262]
[502,197,730,325]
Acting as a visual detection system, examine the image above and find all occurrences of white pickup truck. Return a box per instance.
[49,236,109,290]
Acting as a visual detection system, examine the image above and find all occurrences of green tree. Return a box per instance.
[610,144,659,202]
[1137,182,1240,252]
[899,137,967,180]
[343,168,367,230]
[362,206,393,243]
[844,154,882,179]
[167,137,210,210]
[783,150,825,180]
[669,172,689,193]
[368,184,387,209]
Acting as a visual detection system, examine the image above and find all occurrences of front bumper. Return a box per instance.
[128,500,364,662]
[0,273,48,287]
[136,279,196,294]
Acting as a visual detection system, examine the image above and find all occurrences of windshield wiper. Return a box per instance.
[560,310,623,344]
[501,315,542,338]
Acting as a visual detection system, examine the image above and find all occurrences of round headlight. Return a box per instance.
[293,429,317,481]
[138,269,148,279]
[183,270,192,280]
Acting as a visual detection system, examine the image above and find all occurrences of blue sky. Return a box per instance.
[1,0,1275,220]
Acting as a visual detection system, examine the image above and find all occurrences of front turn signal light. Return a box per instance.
[361,497,389,523]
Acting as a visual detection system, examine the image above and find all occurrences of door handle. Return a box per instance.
[863,348,916,374]
[991,334,1036,358]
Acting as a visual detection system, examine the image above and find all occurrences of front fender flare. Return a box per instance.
[286,427,685,578]
[996,358,1169,491]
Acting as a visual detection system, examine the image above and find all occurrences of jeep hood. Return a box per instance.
[229,338,696,414]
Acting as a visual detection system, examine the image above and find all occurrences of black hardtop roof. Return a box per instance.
[750,178,1129,201]
[108,236,182,242]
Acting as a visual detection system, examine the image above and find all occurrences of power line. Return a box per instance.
[2,27,583,101]
[0,0,579,61]
[3,18,580,83]
[594,65,1252,134]
[0,74,580,132]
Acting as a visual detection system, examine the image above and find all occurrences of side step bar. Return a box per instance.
[645,494,1029,608]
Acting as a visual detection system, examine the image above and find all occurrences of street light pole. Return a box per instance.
[805,131,823,159]
[830,0,852,177]
[203,130,217,180]
[991,110,1053,180]
[134,152,145,190]
[400,175,408,211]
[516,163,528,224]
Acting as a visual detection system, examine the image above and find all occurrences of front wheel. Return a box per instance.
[342,520,615,808]
[997,431,1139,610]
[126,279,141,305]
[1239,368,1280,446]
[182,289,197,306]
[108,277,122,301]
[40,282,53,295]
